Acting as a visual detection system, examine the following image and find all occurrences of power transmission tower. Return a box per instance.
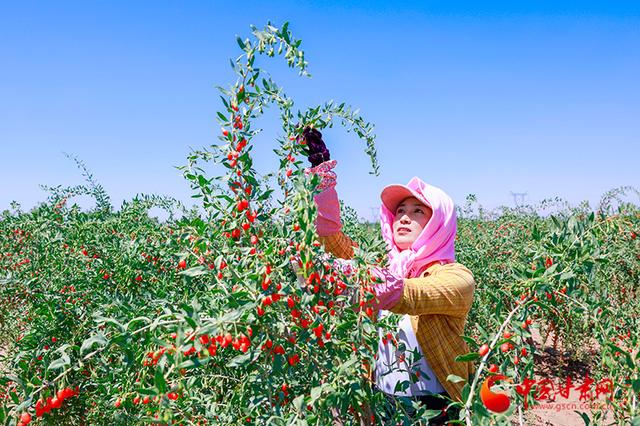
[510,192,528,207]
[369,207,379,223]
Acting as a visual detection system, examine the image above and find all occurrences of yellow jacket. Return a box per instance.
[319,231,476,402]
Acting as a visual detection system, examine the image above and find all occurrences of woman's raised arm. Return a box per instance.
[306,160,358,260]
[301,126,358,260]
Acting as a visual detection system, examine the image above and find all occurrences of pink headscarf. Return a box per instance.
[379,177,457,278]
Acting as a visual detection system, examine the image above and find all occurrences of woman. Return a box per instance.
[302,127,476,425]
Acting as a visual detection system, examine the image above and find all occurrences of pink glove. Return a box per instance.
[370,267,405,310]
[304,160,342,236]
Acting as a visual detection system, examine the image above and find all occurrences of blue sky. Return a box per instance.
[1,1,638,220]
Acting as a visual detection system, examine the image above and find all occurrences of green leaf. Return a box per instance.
[461,383,471,401]
[606,342,635,368]
[310,385,323,402]
[11,396,33,415]
[179,266,208,277]
[227,352,251,368]
[532,225,541,241]
[154,368,167,393]
[460,336,478,347]
[543,263,558,275]
[394,380,410,393]
[80,333,107,354]
[136,387,158,396]
[217,111,229,122]
[281,22,290,43]
[424,409,444,420]
[236,36,246,50]
[126,316,152,330]
[559,270,575,281]
[48,353,71,370]
[184,316,197,329]
[446,374,466,384]
[178,357,211,369]
[574,411,591,425]
[237,88,246,103]
[217,309,243,324]
[455,352,480,362]
[94,316,126,332]
[293,394,305,412]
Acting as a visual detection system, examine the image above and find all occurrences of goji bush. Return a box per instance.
[455,191,639,425]
[1,21,639,426]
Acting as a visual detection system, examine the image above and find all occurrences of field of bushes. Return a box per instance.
[1,22,638,425]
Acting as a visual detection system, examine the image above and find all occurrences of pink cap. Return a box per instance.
[380,184,432,213]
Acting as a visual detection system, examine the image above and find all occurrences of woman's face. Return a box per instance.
[392,197,432,250]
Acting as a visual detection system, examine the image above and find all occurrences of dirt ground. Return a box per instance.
[508,325,617,426]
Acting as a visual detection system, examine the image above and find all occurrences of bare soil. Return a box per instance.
[508,325,617,426]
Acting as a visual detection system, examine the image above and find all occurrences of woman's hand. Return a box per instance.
[369,267,405,311]
[300,126,331,167]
